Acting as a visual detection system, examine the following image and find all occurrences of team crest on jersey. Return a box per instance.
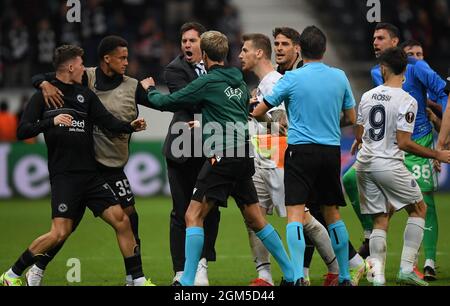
[58,203,68,213]
[224,86,243,100]
[76,94,85,103]
[405,112,415,123]
[411,179,417,188]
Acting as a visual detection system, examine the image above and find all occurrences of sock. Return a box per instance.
[12,249,37,276]
[303,235,315,269]
[349,252,364,268]
[423,193,438,262]
[256,224,294,282]
[328,220,350,282]
[124,250,144,280]
[125,274,133,286]
[35,242,66,270]
[286,222,305,282]
[343,167,374,231]
[180,227,204,286]
[304,217,338,274]
[401,217,425,273]
[303,267,309,280]
[6,269,21,279]
[128,211,141,248]
[369,229,387,281]
[247,227,272,283]
[424,259,435,269]
[348,240,357,261]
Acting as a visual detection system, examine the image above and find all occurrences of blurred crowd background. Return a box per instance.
[0,0,242,89]
[310,0,449,76]
[0,0,449,143]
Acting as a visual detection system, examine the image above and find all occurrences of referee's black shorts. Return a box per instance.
[284,144,346,207]
[50,172,119,220]
[192,156,259,207]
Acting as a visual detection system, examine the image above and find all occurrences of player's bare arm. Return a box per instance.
[397,130,450,163]
[340,107,356,127]
[251,99,270,120]
[351,125,364,155]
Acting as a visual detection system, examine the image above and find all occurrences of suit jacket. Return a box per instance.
[163,54,203,162]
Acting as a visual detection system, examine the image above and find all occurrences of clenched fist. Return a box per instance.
[140,77,155,91]
[131,118,147,132]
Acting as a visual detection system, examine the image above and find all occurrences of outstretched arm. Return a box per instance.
[140,76,205,112]
[89,92,145,134]
[398,130,450,162]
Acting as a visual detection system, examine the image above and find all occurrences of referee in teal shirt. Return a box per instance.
[252,25,356,286]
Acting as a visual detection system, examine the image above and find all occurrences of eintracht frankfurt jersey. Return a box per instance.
[356,85,418,172]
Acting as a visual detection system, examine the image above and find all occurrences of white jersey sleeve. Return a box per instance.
[257,71,285,114]
[356,93,369,126]
[397,96,418,133]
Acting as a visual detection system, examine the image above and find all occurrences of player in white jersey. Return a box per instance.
[352,47,450,286]
[239,33,339,286]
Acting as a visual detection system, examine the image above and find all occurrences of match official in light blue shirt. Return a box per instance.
[264,59,355,146]
[252,25,356,286]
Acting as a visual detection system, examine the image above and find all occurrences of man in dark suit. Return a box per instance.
[163,22,220,286]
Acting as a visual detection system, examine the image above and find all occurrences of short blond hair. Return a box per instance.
[200,31,229,62]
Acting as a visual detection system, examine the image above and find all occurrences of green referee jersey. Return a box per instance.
[147,65,251,157]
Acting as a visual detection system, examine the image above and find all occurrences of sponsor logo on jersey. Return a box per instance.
[68,119,86,132]
[224,86,243,100]
[58,203,68,213]
[372,93,391,101]
[405,112,415,123]
[76,94,85,103]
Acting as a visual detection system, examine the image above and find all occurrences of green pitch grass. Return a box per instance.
[1,195,449,286]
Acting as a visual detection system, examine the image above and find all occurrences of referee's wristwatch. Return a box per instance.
[146,86,157,94]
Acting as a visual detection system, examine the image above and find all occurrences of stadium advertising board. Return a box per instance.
[1,136,449,199]
[0,142,169,199]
